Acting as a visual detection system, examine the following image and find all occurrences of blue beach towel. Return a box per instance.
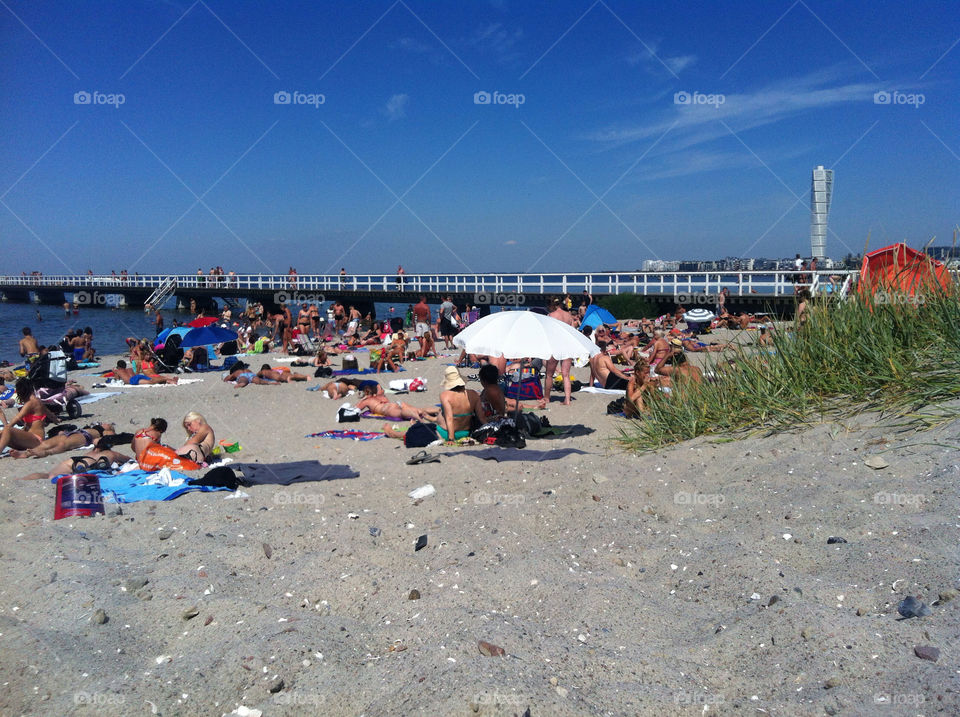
[51,469,231,502]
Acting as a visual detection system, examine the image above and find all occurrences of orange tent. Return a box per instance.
[857,243,953,298]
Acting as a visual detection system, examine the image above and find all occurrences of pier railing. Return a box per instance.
[0,270,862,298]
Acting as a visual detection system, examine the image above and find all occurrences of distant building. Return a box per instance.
[810,165,834,259]
[641,259,681,271]
[925,246,960,261]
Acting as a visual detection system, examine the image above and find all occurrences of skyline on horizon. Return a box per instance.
[1,1,957,276]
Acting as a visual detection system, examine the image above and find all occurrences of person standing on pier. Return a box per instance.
[396,265,406,288]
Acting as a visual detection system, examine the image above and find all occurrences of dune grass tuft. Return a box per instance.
[618,287,960,452]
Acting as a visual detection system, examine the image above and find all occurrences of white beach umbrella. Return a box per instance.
[453,310,600,361]
[684,308,716,323]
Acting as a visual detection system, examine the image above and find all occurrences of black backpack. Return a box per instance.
[404,422,439,447]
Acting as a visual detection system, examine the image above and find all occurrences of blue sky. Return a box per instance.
[1,0,957,275]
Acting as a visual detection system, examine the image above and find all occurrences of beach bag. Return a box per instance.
[314,366,333,378]
[336,403,361,423]
[342,354,358,371]
[404,421,438,448]
[607,397,626,414]
[504,376,543,401]
[516,412,549,437]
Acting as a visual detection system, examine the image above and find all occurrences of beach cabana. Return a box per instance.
[857,243,952,298]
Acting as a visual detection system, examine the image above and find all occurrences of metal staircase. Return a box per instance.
[145,276,177,309]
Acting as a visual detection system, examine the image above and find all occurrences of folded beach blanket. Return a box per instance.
[231,461,360,485]
[333,367,405,376]
[306,429,384,440]
[50,469,230,502]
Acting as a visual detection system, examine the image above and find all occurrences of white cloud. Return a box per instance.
[383,93,409,121]
[471,22,523,63]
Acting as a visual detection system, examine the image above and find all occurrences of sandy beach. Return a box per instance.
[0,340,957,716]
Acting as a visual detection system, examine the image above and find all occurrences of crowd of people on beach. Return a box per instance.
[0,283,800,487]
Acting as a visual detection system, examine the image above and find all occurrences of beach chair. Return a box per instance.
[292,331,317,355]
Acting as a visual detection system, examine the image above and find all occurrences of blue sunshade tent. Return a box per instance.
[580,304,617,329]
[178,325,238,348]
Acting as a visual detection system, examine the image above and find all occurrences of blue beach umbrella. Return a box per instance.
[179,325,238,348]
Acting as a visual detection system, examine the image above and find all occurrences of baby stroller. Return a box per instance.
[27,349,83,419]
[153,334,185,373]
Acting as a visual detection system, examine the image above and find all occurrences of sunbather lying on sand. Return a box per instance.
[257,364,309,383]
[317,378,382,399]
[11,422,115,459]
[355,383,431,420]
[114,359,179,385]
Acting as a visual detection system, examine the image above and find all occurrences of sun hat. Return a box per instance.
[441,366,466,390]
[670,337,683,347]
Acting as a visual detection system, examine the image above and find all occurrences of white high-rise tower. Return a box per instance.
[810,165,833,259]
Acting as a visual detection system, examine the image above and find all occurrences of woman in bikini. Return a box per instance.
[11,422,115,459]
[0,378,59,454]
[355,384,429,420]
[431,367,479,442]
[176,412,215,464]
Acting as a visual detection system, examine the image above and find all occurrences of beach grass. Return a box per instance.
[618,284,960,452]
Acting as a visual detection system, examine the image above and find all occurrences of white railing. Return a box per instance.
[0,270,862,297]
